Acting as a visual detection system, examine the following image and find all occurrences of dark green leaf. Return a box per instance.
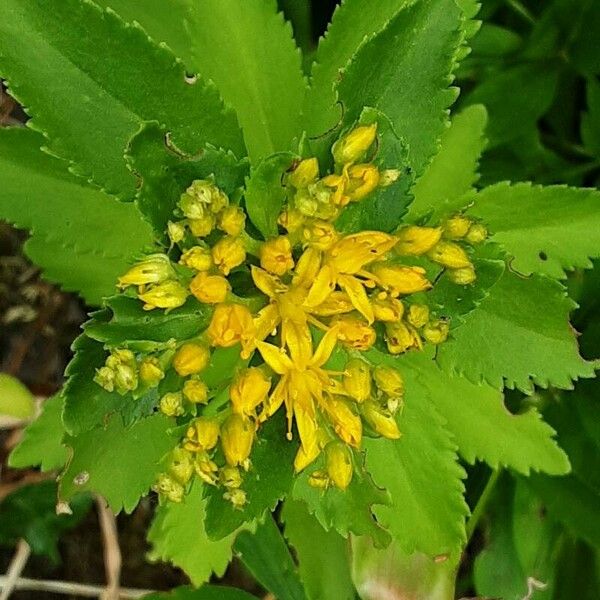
[142,586,257,600]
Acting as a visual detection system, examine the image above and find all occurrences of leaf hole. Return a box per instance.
[539,251,548,261]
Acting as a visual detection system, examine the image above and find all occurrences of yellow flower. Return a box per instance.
[278,207,305,233]
[230,367,271,416]
[362,400,401,439]
[385,321,422,354]
[332,123,377,165]
[212,236,246,275]
[167,221,186,244]
[179,246,213,271]
[395,226,442,256]
[221,413,255,467]
[325,442,353,490]
[184,416,220,452]
[189,271,231,304]
[428,241,472,269]
[194,454,219,485]
[304,232,397,323]
[373,366,404,398]
[173,343,210,376]
[370,263,432,296]
[179,179,228,218]
[118,254,174,288]
[207,303,255,358]
[302,220,338,250]
[183,379,209,404]
[322,396,362,447]
[219,206,246,236]
[259,236,294,276]
[334,315,376,350]
[447,265,477,285]
[138,280,188,311]
[371,293,404,322]
[288,157,319,188]
[343,359,371,402]
[189,213,216,237]
[168,448,194,484]
[465,223,488,245]
[155,473,184,502]
[443,215,471,239]
[423,319,450,345]
[160,392,184,417]
[321,171,350,207]
[406,304,430,328]
[346,163,380,201]
[139,357,164,387]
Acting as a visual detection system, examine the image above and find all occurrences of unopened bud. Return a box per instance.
[189,213,216,237]
[118,254,174,288]
[220,465,243,489]
[185,416,220,452]
[167,221,186,244]
[207,304,255,356]
[379,169,400,187]
[325,442,353,490]
[334,316,376,351]
[179,246,213,271]
[465,223,488,245]
[428,241,472,269]
[224,487,247,508]
[219,205,246,236]
[114,363,138,394]
[288,158,319,188]
[182,378,209,404]
[212,236,246,275]
[372,294,404,322]
[189,271,231,304]
[407,304,430,328]
[324,397,362,447]
[230,368,271,416]
[259,236,294,276]
[362,400,401,439]
[160,392,184,417]
[373,366,404,398]
[139,357,164,387]
[173,343,210,376]
[385,321,422,354]
[371,263,432,296]
[193,453,218,485]
[346,163,380,201]
[332,124,377,165]
[343,359,371,403]
[447,265,476,285]
[138,280,188,311]
[423,319,450,345]
[308,470,330,490]
[221,414,255,466]
[444,215,471,239]
[154,473,184,503]
[169,448,194,484]
[302,220,338,250]
[395,226,442,256]
[94,366,115,392]
[278,207,305,233]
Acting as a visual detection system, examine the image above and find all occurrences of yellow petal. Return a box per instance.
[253,303,281,342]
[293,247,322,288]
[338,274,375,323]
[256,341,293,375]
[304,265,336,308]
[251,266,285,298]
[311,326,339,368]
[282,318,313,367]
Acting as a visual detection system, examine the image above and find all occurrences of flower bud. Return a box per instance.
[302,220,338,250]
[293,443,321,473]
[288,157,319,188]
[379,169,400,187]
[118,254,174,288]
[138,281,188,311]
[185,416,220,452]
[385,321,422,354]
[347,163,380,201]
[167,220,186,244]
[221,413,255,466]
[259,236,294,276]
[395,226,442,256]
[189,272,231,304]
[94,366,115,392]
[443,215,471,239]
[230,368,271,415]
[139,357,164,387]
[194,453,219,485]
[321,172,350,207]
[207,304,255,356]
[173,343,210,376]
[334,316,376,351]
[168,447,194,484]
[325,442,353,490]
[343,359,371,403]
[154,473,184,503]
[220,465,243,489]
[114,363,138,395]
[373,366,404,398]
[428,241,472,269]
[308,470,330,490]
[423,319,450,345]
[324,397,362,447]
[189,213,216,237]
[278,207,305,233]
[180,180,228,217]
[447,265,476,285]
[372,294,404,322]
[332,124,377,165]
[362,400,401,439]
[218,205,246,236]
[160,392,184,417]
[370,263,432,296]
[179,246,213,271]
[465,223,488,245]
[182,378,209,404]
[224,488,247,508]
[406,304,430,328]
[212,236,246,275]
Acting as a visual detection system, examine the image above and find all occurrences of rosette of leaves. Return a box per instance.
[2,1,599,598]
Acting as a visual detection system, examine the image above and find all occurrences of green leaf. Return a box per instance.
[361,364,468,557]
[335,0,465,177]
[9,395,68,472]
[468,182,600,278]
[0,373,34,419]
[60,413,176,514]
[391,352,570,475]
[292,454,391,549]
[0,0,244,198]
[126,122,248,234]
[304,0,413,139]
[147,480,239,586]
[0,481,91,562]
[142,586,257,600]
[581,77,600,158]
[244,152,296,239]
[205,415,296,539]
[282,499,355,600]
[409,104,488,220]
[84,295,211,347]
[234,515,306,600]
[464,62,559,148]
[0,127,154,304]
[436,271,596,392]
[335,108,412,233]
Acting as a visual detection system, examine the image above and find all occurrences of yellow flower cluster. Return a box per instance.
[110,122,488,506]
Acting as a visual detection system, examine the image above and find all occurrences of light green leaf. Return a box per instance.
[147,480,239,586]
[409,104,488,220]
[0,373,34,419]
[437,271,596,392]
[392,352,570,475]
[336,0,465,177]
[9,395,68,472]
[234,515,306,600]
[362,361,468,557]
[468,182,600,278]
[244,152,296,239]
[283,499,355,600]
[0,127,154,304]
[303,0,410,139]
[60,413,176,513]
[0,0,244,198]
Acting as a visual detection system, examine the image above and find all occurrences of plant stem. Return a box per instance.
[466,468,502,542]
[504,0,536,25]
